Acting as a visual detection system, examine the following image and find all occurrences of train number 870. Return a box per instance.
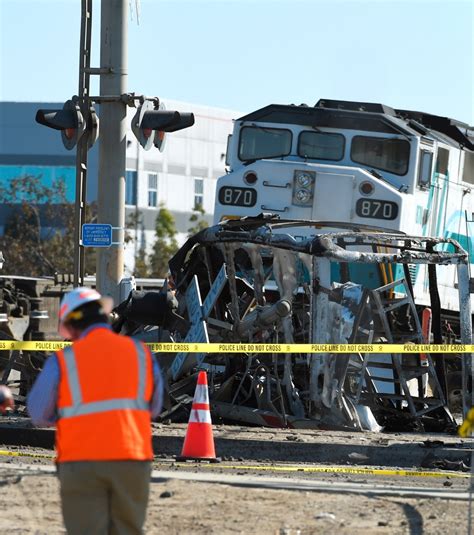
[218,186,257,207]
[355,198,399,220]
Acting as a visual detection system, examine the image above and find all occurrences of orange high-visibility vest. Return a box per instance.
[56,327,154,463]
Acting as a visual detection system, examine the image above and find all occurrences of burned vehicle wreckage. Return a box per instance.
[1,217,472,432]
[114,216,473,433]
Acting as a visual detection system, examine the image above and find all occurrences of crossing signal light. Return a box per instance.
[86,105,99,149]
[35,99,86,150]
[142,110,195,132]
[132,101,195,151]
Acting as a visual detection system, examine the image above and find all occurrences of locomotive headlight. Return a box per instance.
[292,170,315,206]
[295,188,312,204]
[296,172,313,188]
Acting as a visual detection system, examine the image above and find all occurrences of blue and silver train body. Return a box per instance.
[214,99,474,314]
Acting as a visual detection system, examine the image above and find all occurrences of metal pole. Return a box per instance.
[73,0,93,287]
[457,262,473,416]
[456,263,474,534]
[309,257,331,413]
[97,0,127,301]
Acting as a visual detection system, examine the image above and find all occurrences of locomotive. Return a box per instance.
[214,98,474,314]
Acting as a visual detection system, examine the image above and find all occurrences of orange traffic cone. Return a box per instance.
[177,371,219,462]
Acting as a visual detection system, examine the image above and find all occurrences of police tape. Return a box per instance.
[0,449,468,479]
[178,462,471,479]
[0,341,71,351]
[0,340,473,353]
[0,449,53,460]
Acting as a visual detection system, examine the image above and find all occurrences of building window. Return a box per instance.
[0,165,76,202]
[125,170,137,205]
[194,178,204,209]
[148,173,158,207]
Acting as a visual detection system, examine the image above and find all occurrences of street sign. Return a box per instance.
[82,224,112,247]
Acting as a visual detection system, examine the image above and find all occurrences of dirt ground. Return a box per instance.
[0,462,471,535]
[0,421,472,534]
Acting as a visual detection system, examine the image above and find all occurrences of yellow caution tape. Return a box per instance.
[0,450,469,479]
[0,341,71,351]
[183,463,471,479]
[146,342,472,354]
[0,449,54,460]
[0,340,472,353]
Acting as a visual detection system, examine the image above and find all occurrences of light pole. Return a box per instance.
[96,0,128,302]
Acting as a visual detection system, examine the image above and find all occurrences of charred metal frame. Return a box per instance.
[164,217,473,430]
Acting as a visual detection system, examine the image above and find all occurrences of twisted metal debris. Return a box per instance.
[108,217,474,431]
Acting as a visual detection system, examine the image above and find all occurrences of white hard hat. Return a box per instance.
[59,287,113,325]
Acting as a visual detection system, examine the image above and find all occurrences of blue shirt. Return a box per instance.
[27,325,164,427]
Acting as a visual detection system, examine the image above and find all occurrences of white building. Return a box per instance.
[0,99,241,274]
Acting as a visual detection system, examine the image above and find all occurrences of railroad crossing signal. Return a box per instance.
[35,98,93,150]
[36,97,193,152]
[131,100,195,151]
[86,105,99,149]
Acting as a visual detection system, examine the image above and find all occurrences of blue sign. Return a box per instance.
[82,224,112,247]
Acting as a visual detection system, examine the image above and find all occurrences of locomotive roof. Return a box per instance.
[238,99,474,151]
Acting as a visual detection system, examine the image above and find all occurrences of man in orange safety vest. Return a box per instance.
[27,287,163,535]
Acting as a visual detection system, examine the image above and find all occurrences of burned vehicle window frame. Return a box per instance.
[150,217,472,433]
[297,131,345,161]
[351,135,410,176]
[238,126,292,162]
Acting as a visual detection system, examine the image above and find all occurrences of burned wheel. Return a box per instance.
[446,371,462,412]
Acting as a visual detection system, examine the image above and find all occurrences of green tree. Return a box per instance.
[0,175,96,277]
[187,204,209,238]
[149,204,179,278]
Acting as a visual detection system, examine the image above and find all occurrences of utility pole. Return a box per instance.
[73,0,94,287]
[36,0,193,300]
[96,0,128,302]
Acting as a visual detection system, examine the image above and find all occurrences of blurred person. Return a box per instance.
[0,385,14,413]
[27,287,163,535]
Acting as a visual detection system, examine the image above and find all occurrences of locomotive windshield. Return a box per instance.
[238,126,292,161]
[351,136,410,175]
[298,131,345,161]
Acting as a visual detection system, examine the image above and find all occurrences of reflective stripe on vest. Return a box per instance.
[58,339,149,419]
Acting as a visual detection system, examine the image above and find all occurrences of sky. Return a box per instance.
[0,0,473,123]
